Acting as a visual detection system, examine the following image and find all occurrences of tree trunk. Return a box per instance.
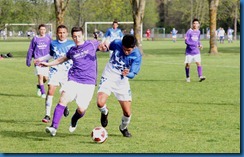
[209,0,219,54]
[54,0,70,27]
[130,0,146,54]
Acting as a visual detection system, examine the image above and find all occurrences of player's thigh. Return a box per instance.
[113,80,132,101]
[76,84,95,110]
[184,55,194,64]
[192,54,201,63]
[97,76,112,96]
[35,66,49,77]
[60,81,77,105]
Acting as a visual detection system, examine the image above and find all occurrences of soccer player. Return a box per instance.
[227,27,234,43]
[39,26,107,136]
[102,19,124,57]
[184,18,205,83]
[171,28,178,42]
[97,34,142,137]
[146,29,151,41]
[26,24,52,98]
[34,25,75,123]
[218,27,226,44]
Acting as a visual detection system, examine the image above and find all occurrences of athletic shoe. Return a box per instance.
[101,112,109,127]
[42,115,50,123]
[186,77,190,83]
[119,125,132,137]
[199,76,206,82]
[63,107,69,117]
[37,89,41,96]
[41,94,46,99]
[45,126,57,137]
[69,125,77,133]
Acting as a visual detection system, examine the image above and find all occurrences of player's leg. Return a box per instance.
[118,100,132,137]
[69,84,95,133]
[196,61,206,82]
[42,84,57,123]
[184,55,192,82]
[37,74,46,98]
[46,81,75,136]
[97,77,111,127]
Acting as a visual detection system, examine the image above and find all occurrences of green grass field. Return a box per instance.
[0,39,240,153]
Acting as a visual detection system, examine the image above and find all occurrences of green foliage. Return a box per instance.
[0,39,240,153]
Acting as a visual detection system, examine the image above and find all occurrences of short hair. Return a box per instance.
[192,18,200,24]
[71,26,83,35]
[113,19,118,24]
[38,24,46,29]
[57,25,68,32]
[122,34,137,48]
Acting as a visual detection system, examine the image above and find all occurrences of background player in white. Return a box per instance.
[218,27,226,44]
[184,18,205,83]
[26,24,51,98]
[97,34,142,137]
[102,19,123,57]
[35,25,75,123]
[171,28,178,42]
[227,27,234,43]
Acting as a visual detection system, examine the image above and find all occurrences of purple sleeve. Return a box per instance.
[198,33,201,46]
[26,38,35,67]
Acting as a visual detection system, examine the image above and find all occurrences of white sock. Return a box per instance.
[120,115,131,130]
[45,95,53,116]
[98,104,108,115]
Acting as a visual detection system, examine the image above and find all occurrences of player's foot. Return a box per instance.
[186,77,190,83]
[63,107,69,117]
[101,112,109,127]
[41,94,46,99]
[37,89,41,96]
[42,115,50,123]
[199,76,206,82]
[45,126,57,137]
[119,125,132,137]
[69,125,77,133]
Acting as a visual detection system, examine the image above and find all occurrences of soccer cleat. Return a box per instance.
[69,125,77,133]
[101,112,109,127]
[186,77,191,83]
[119,125,132,137]
[37,89,41,96]
[63,107,69,117]
[41,94,46,98]
[45,126,57,137]
[42,115,50,123]
[199,76,206,82]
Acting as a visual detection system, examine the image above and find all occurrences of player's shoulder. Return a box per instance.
[132,47,142,57]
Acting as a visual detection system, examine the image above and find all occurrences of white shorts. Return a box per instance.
[61,81,95,110]
[35,66,49,77]
[48,70,68,86]
[97,76,132,101]
[172,35,177,39]
[228,35,233,40]
[184,54,201,64]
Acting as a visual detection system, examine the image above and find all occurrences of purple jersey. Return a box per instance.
[185,28,201,55]
[66,40,100,85]
[26,35,51,66]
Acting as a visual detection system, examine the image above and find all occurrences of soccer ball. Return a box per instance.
[91,126,108,143]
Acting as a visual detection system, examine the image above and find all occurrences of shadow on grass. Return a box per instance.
[0,92,37,98]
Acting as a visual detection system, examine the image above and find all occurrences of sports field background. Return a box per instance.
[0,39,240,153]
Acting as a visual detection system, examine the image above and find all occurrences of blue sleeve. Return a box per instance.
[104,28,110,38]
[126,52,142,79]
[50,42,54,56]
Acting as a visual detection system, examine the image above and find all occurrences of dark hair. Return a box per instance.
[192,18,200,23]
[57,25,68,32]
[71,27,83,35]
[122,34,137,48]
[38,24,46,29]
[113,19,118,24]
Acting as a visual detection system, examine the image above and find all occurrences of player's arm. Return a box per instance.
[26,38,35,67]
[40,56,68,67]
[124,54,142,79]
[185,31,197,47]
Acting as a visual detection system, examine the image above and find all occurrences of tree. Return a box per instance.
[209,0,219,54]
[54,0,70,26]
[130,0,146,53]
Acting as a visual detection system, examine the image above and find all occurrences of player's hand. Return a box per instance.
[98,43,109,52]
[34,59,41,66]
[122,68,129,76]
[39,62,49,67]
[199,45,203,50]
